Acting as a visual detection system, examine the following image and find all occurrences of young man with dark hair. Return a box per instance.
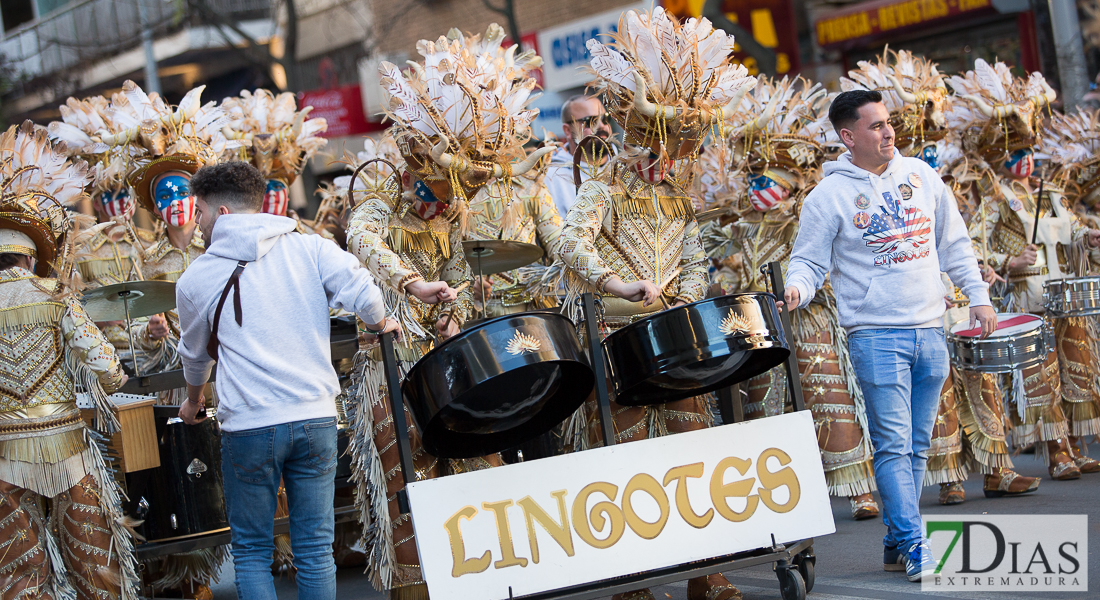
[784,91,997,582]
[176,161,399,600]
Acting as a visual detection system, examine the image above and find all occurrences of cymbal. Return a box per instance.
[462,240,543,275]
[83,280,177,322]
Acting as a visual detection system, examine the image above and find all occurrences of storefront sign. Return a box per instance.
[665,0,801,75]
[815,0,995,49]
[298,84,382,138]
[407,411,834,600]
[536,3,647,92]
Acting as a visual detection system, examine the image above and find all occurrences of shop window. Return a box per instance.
[1,0,35,34]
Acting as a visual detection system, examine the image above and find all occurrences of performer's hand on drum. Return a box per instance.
[406,280,458,304]
[436,315,460,340]
[606,277,661,306]
[776,286,800,311]
[969,305,998,339]
[146,314,170,340]
[1008,245,1038,273]
[473,276,492,302]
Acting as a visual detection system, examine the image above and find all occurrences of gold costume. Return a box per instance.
[467,176,563,317]
[0,122,139,600]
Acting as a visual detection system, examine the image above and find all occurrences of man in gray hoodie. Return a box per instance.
[784,90,997,582]
[175,162,406,600]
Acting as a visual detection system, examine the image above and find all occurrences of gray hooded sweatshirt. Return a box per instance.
[177,213,386,431]
[786,150,991,334]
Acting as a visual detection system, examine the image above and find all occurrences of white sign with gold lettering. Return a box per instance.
[407,411,835,600]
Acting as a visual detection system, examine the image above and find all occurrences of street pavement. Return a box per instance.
[211,442,1100,599]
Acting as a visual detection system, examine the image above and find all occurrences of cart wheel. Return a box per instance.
[777,564,806,600]
[795,549,816,593]
[797,557,815,593]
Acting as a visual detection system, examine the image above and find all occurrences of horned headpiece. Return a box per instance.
[586,7,756,160]
[841,49,950,156]
[220,89,328,186]
[379,24,553,203]
[946,59,1056,163]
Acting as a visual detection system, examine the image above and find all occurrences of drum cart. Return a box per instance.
[379,262,820,600]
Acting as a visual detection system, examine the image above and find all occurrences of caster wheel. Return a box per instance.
[777,564,806,600]
[794,550,816,593]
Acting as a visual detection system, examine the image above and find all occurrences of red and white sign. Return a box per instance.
[297,84,382,138]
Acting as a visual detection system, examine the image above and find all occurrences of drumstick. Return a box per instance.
[1031,179,1045,245]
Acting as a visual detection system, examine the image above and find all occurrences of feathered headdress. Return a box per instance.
[841,49,950,153]
[220,89,328,185]
[585,7,756,159]
[1043,108,1100,206]
[378,24,554,203]
[48,96,141,209]
[105,81,241,217]
[946,59,1056,162]
[0,121,92,277]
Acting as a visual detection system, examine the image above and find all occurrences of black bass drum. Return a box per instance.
[402,312,594,459]
[603,293,790,406]
[124,408,228,541]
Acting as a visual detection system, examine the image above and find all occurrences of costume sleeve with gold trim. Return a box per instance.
[61,298,124,394]
[347,194,424,291]
[531,182,565,261]
[432,229,474,325]
[676,215,709,304]
[559,180,615,291]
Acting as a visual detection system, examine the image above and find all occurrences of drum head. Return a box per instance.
[948,312,1042,338]
[403,312,594,458]
[604,293,790,406]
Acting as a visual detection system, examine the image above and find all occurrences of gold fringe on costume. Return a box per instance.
[611,191,694,220]
[956,371,1013,474]
[0,303,65,332]
[347,350,397,590]
[387,227,451,261]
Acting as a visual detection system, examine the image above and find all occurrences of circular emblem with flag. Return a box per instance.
[909,172,923,188]
[898,183,913,201]
[1009,197,1024,212]
[854,193,870,209]
[862,195,932,254]
[853,211,870,229]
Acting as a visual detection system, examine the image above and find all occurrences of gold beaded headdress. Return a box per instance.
[841,49,950,155]
[1043,108,1100,206]
[220,89,328,186]
[378,24,553,204]
[585,7,756,161]
[946,59,1055,164]
[0,122,92,277]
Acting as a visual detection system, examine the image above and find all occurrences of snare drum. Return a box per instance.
[1043,276,1100,317]
[947,313,1052,372]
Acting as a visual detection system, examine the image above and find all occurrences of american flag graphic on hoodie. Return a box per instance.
[863,193,932,255]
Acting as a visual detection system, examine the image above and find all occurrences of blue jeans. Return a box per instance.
[848,328,949,552]
[221,417,338,600]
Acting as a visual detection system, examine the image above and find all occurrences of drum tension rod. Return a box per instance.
[582,292,616,447]
[763,261,807,413]
[380,332,415,514]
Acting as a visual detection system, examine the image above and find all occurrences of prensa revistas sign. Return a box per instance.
[407,411,835,600]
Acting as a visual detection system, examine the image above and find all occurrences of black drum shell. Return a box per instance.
[603,293,790,406]
[124,415,228,542]
[402,312,594,459]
